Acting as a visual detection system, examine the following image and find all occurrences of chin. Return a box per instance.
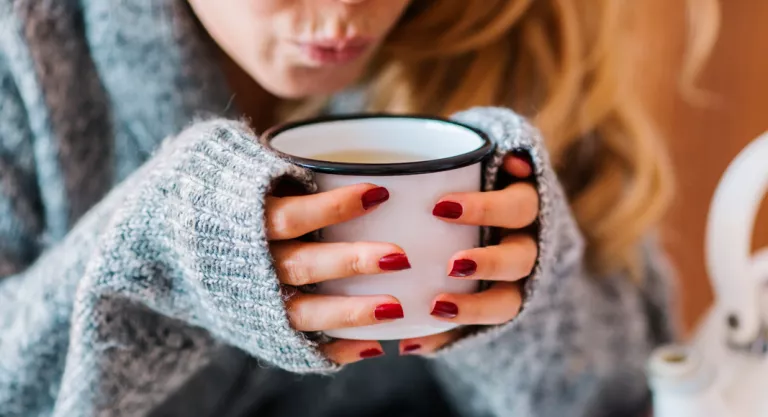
[257,65,366,99]
[262,80,351,98]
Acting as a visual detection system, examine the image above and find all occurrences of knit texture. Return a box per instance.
[435,109,676,416]
[0,1,675,416]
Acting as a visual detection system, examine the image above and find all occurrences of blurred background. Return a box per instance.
[638,1,768,334]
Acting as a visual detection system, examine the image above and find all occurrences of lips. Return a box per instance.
[294,37,373,65]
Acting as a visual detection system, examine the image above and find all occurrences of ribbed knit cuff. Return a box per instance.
[433,107,585,354]
[122,119,337,373]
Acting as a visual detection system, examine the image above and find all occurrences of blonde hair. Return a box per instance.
[288,1,721,278]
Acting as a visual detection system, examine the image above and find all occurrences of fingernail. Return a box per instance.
[431,301,459,318]
[361,187,389,210]
[449,259,477,277]
[432,201,463,219]
[510,150,533,177]
[360,348,384,359]
[379,253,411,271]
[375,303,404,320]
[402,344,421,354]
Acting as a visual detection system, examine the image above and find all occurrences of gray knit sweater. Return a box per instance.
[0,1,674,416]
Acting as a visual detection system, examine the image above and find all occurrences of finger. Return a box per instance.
[320,339,386,364]
[503,153,533,178]
[431,182,539,228]
[272,241,410,286]
[266,183,389,240]
[430,282,523,325]
[286,293,404,332]
[446,234,537,281]
[399,328,463,356]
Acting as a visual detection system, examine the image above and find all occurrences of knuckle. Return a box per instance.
[499,309,520,324]
[505,236,537,277]
[340,307,365,328]
[326,198,348,223]
[500,235,535,268]
[285,298,309,330]
[345,243,368,276]
[518,185,539,223]
[320,346,347,365]
[317,344,337,361]
[507,284,524,311]
[487,306,518,325]
[523,239,539,273]
[282,257,311,286]
[476,198,492,223]
[489,314,512,325]
[484,284,522,325]
[269,208,296,238]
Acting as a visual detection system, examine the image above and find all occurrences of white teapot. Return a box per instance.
[648,132,768,417]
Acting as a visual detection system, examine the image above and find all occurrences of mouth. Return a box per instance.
[293,37,374,66]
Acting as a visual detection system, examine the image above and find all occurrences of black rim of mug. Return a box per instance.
[260,113,495,176]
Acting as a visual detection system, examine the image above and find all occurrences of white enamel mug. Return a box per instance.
[262,114,494,340]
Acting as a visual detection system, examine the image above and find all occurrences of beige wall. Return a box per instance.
[638,1,768,333]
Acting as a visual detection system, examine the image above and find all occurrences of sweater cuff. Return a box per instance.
[168,119,338,372]
[91,119,338,373]
[433,107,585,354]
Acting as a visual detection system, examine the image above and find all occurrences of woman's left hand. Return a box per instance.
[398,153,539,356]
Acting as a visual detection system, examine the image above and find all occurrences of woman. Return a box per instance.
[0,1,718,416]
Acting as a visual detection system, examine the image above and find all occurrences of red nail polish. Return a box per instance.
[361,187,389,210]
[360,348,384,359]
[375,303,404,320]
[432,201,463,219]
[402,344,421,353]
[431,301,459,318]
[379,254,411,271]
[449,259,477,277]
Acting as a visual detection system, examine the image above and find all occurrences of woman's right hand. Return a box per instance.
[266,183,407,365]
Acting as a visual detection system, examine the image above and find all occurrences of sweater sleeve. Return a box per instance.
[428,107,675,417]
[0,115,339,416]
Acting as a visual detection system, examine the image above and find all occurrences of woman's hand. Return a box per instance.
[397,153,539,356]
[268,152,537,363]
[266,182,409,364]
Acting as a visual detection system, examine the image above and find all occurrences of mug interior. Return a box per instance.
[262,115,493,176]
